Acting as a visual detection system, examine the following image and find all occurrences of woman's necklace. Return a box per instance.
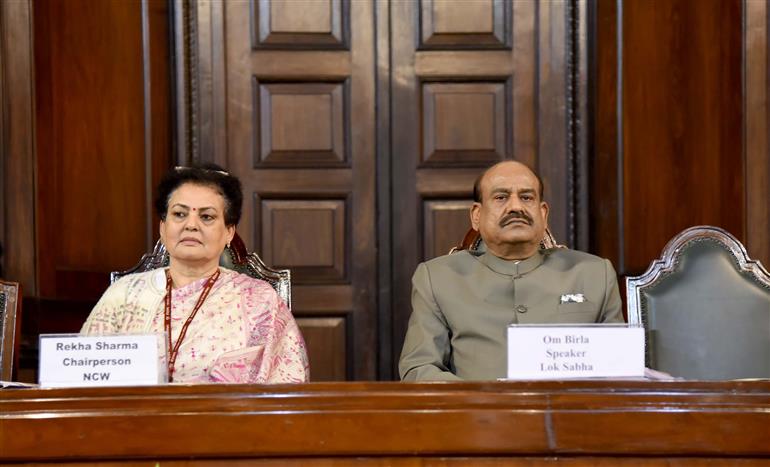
[163,268,221,382]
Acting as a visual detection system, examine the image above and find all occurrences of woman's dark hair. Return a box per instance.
[155,163,243,226]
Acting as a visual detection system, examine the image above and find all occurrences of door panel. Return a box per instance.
[224,0,376,380]
[388,1,579,373]
[390,0,541,372]
[421,0,509,48]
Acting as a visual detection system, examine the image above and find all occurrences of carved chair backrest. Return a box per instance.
[111,232,291,309]
[0,280,21,381]
[626,226,770,380]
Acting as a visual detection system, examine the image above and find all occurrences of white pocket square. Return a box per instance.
[560,293,585,304]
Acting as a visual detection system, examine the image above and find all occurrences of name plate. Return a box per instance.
[39,334,165,387]
[507,325,644,380]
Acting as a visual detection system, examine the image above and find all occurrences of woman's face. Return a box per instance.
[159,183,235,268]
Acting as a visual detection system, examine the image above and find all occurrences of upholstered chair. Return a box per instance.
[626,226,770,380]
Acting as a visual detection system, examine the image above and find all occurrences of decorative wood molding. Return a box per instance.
[744,0,770,268]
[375,0,392,380]
[418,0,511,50]
[195,0,227,166]
[538,0,590,250]
[172,0,198,165]
[567,0,590,251]
[252,0,349,50]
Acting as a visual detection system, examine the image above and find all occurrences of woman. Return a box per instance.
[82,164,309,383]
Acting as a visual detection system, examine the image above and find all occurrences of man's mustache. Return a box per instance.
[499,211,533,227]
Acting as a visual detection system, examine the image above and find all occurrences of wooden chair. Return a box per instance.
[626,226,770,380]
[450,226,565,254]
[111,232,291,309]
[0,279,21,381]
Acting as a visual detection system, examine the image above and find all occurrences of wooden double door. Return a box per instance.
[195,0,584,380]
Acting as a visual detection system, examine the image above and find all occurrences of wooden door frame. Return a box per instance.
[0,0,37,294]
[745,0,770,267]
[172,0,227,167]
[540,0,592,252]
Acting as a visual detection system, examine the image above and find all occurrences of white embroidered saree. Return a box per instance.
[81,268,308,383]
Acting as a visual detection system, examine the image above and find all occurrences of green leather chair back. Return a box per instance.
[627,226,770,380]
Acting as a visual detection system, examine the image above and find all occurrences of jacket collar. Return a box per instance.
[474,242,546,277]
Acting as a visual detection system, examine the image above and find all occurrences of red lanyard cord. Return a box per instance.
[163,269,221,382]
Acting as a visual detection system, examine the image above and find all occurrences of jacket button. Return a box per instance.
[516,304,528,313]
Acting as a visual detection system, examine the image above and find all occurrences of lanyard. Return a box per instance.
[163,269,221,382]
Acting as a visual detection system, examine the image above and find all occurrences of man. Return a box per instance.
[399,160,623,381]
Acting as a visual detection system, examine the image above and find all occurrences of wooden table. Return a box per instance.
[2,381,770,465]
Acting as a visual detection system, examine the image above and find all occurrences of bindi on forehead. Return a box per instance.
[170,203,218,212]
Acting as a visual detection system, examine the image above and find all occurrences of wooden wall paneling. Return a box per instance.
[537,0,568,245]
[375,0,393,380]
[0,16,3,279]
[332,0,376,375]
[2,0,39,378]
[744,0,770,268]
[0,0,36,294]
[420,0,509,49]
[0,7,3,279]
[291,285,353,313]
[172,0,192,165]
[622,0,744,275]
[423,200,473,259]
[589,0,621,269]
[0,5,4,280]
[296,317,346,381]
[145,0,173,244]
[255,0,347,48]
[224,0,376,380]
[34,0,148,300]
[511,4,537,171]
[195,0,228,166]
[573,0,591,252]
[257,82,347,166]
[260,199,346,282]
[536,2,588,247]
[422,82,508,165]
[290,285,353,382]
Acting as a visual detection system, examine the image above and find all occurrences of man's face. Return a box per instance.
[470,162,549,259]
